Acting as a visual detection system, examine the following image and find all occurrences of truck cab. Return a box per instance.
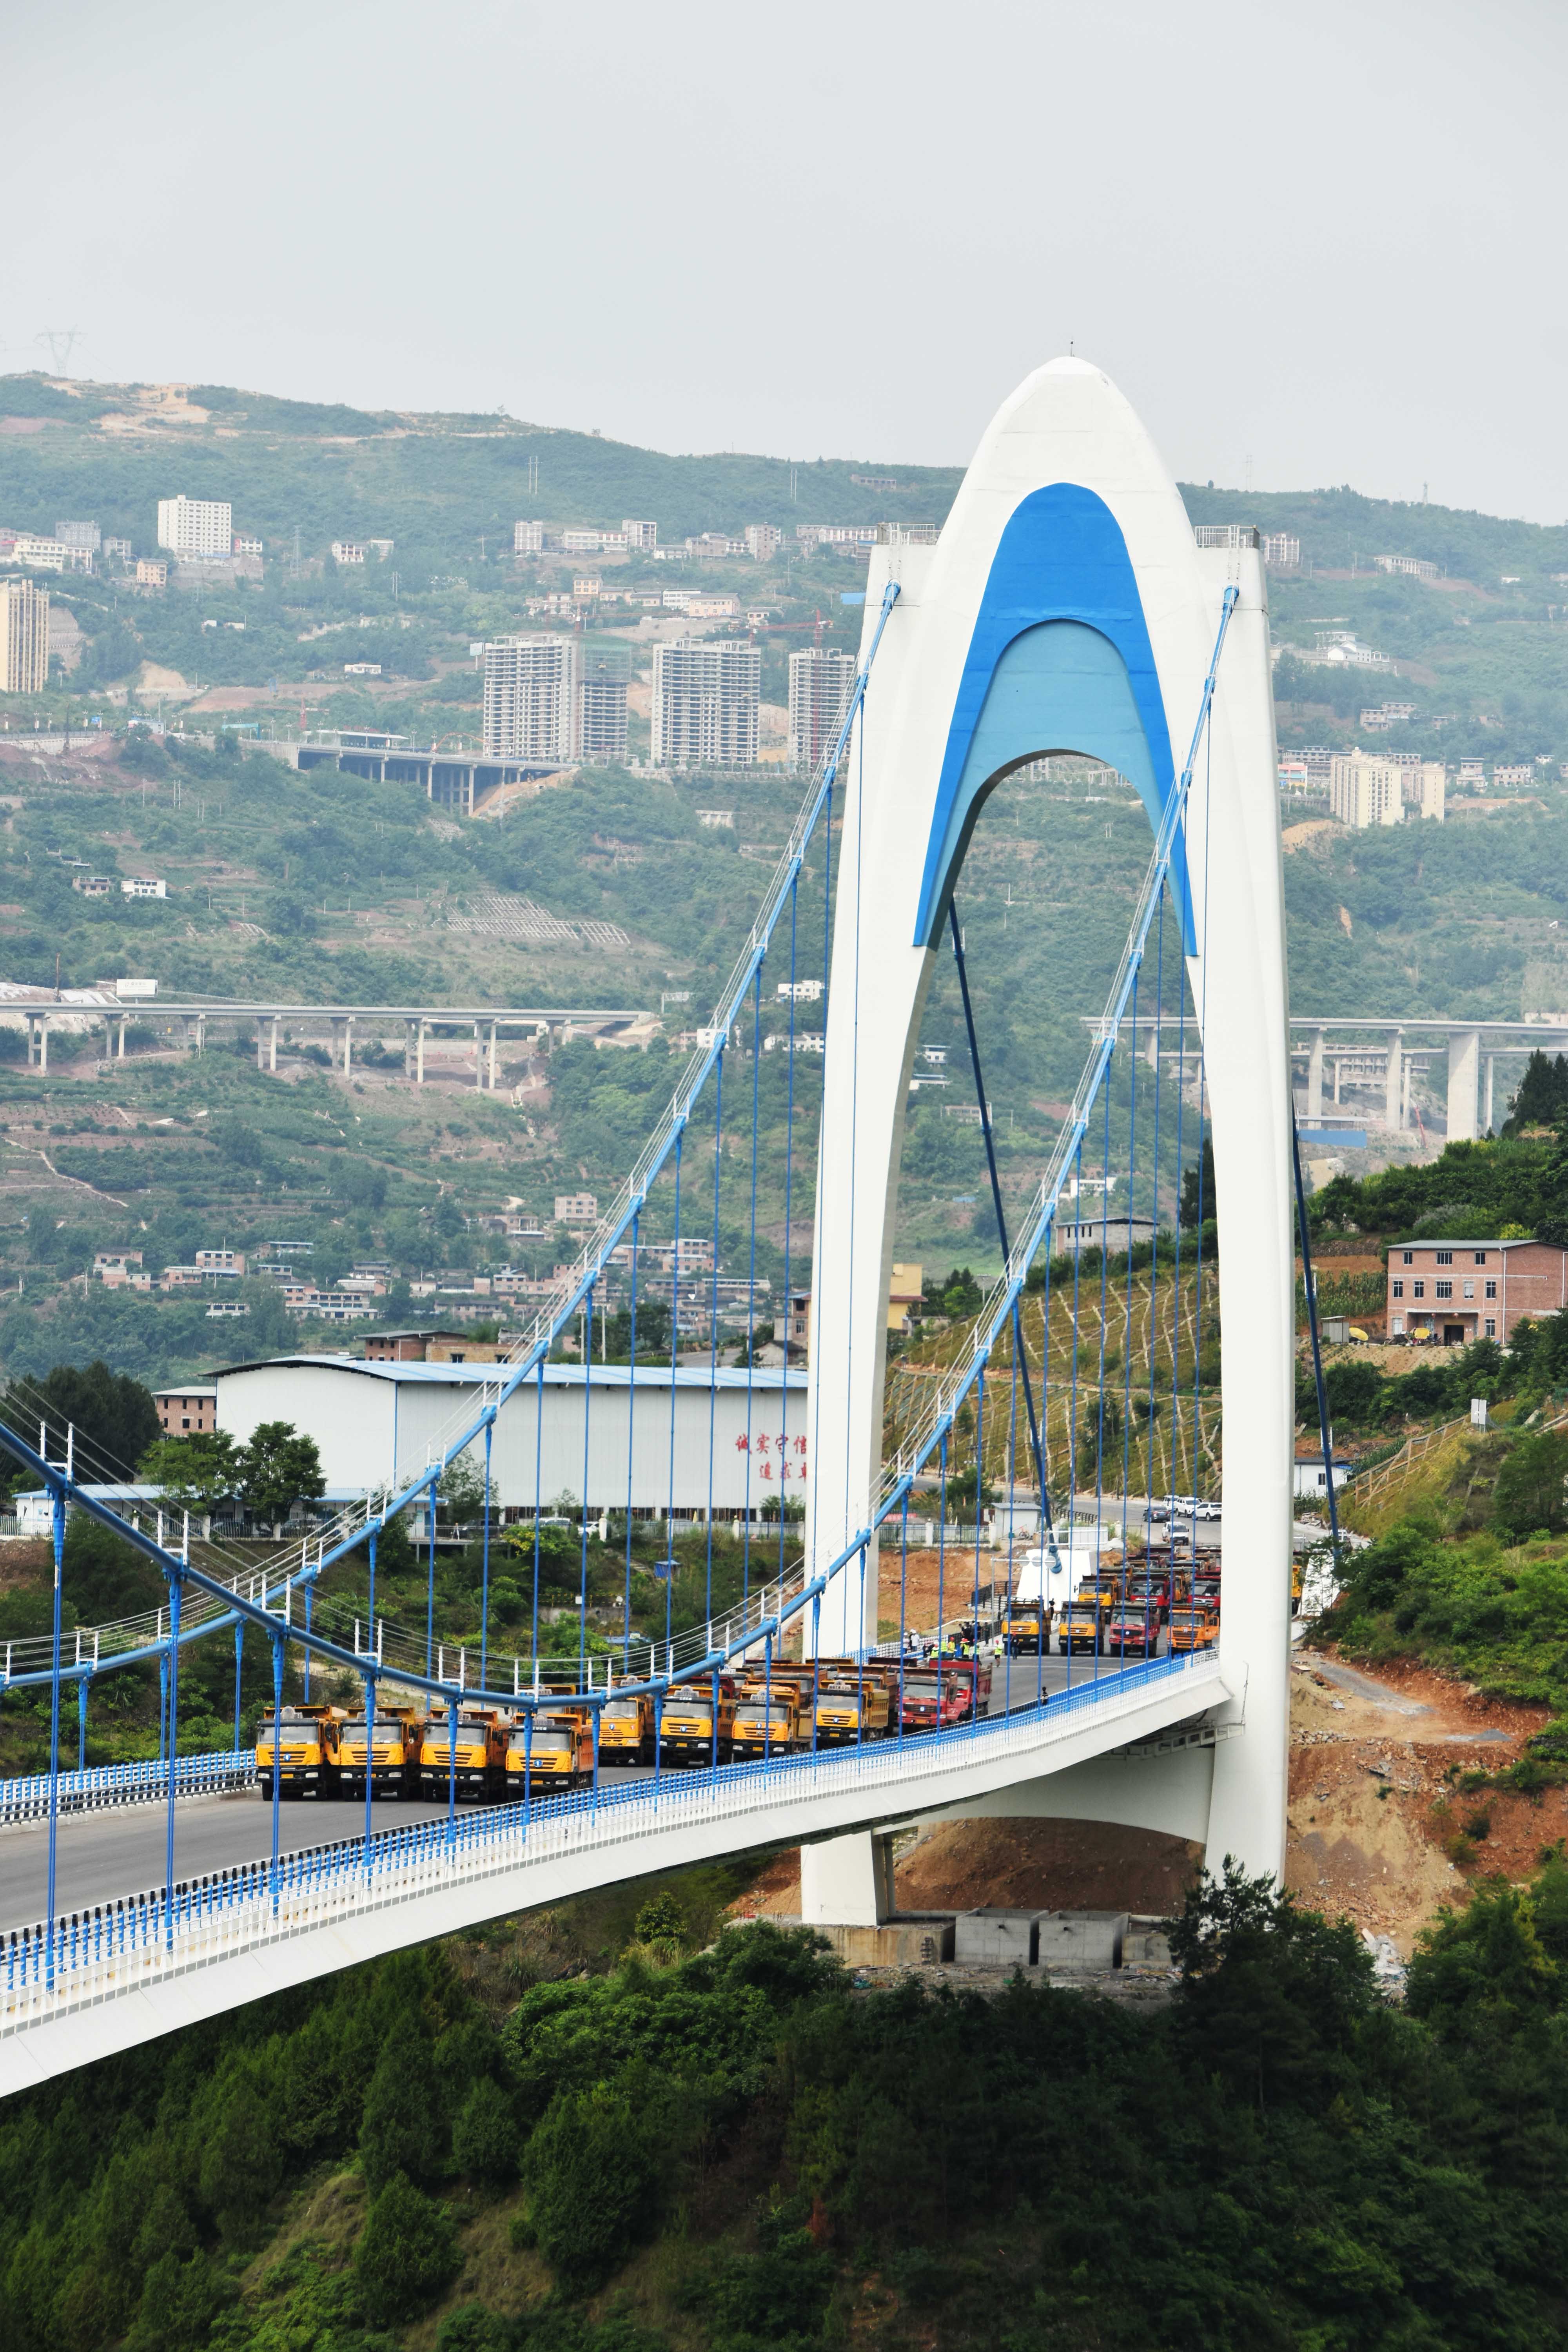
[504,1711,593,1793]
[730,1686,800,1758]
[658,1681,736,1764]
[338,1707,425,1800]
[256,1704,347,1801]
[599,1691,652,1764]
[420,1707,506,1801]
[1002,1602,1054,1655]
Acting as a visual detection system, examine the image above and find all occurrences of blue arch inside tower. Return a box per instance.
[914,481,1194,951]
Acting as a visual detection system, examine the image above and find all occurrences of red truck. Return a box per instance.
[899,1655,993,1731]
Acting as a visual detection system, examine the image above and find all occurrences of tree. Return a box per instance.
[359,2036,446,2192]
[1179,1136,1217,1229]
[137,1431,241,1519]
[352,2174,457,2323]
[0,1359,160,1482]
[522,2085,665,2286]
[1503,1048,1568,1136]
[238,1421,325,1534]
[450,2077,520,2182]
[437,1455,488,1526]
[1491,1429,1568,1541]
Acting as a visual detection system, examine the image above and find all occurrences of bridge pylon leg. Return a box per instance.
[800,1828,896,1928]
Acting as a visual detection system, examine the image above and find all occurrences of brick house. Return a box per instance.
[1386,1240,1568,1346]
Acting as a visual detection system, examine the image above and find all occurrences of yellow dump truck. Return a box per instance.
[813,1674,893,1744]
[730,1685,802,1759]
[658,1680,736,1764]
[1057,1600,1108,1655]
[598,1690,653,1764]
[502,1711,594,1794]
[420,1707,507,1801]
[338,1707,425,1801]
[1001,1601,1054,1655]
[1167,1604,1220,1655]
[256,1704,348,1801]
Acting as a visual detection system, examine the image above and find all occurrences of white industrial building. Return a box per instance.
[156,495,234,558]
[211,1356,810,1520]
[483,634,579,760]
[652,639,759,768]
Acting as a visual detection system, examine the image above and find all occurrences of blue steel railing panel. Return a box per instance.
[0,1748,254,1826]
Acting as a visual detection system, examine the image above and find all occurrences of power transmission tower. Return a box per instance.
[36,328,83,376]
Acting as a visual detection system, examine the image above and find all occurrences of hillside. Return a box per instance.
[3,374,1568,1383]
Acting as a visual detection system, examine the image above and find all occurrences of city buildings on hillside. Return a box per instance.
[513,520,545,555]
[1328,751,1445,829]
[789,646,857,769]
[54,520,99,554]
[481,635,628,764]
[579,656,629,764]
[622,519,657,550]
[1261,532,1300,568]
[1375,554,1438,581]
[482,634,579,760]
[156,495,233,558]
[0,577,49,693]
[652,639,759,768]
[744,524,782,559]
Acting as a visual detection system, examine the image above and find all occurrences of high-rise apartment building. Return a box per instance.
[514,520,545,555]
[0,578,49,693]
[789,646,857,769]
[652,640,760,768]
[1328,752,1404,830]
[579,665,629,765]
[622,519,657,551]
[156,495,233,558]
[482,635,579,760]
[744,524,782,561]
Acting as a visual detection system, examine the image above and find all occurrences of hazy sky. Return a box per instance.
[5,0,1566,519]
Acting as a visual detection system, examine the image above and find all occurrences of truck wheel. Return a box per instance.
[260,1773,272,1800]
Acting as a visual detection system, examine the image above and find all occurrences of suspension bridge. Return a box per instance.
[0,357,1295,2096]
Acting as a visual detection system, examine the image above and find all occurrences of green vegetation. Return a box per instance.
[5,1867,1568,2349]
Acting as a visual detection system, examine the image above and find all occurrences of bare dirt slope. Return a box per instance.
[729,1648,1565,1951]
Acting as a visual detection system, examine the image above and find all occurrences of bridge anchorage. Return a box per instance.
[0,357,1292,2095]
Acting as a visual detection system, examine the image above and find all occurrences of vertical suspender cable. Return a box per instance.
[45,1483,64,1990]
[705,1049,724,1625]
[580,1282,593,1692]
[664,1134,682,1659]
[624,1210,639,1673]
[1293,1105,1343,1567]
[744,965,761,1622]
[779,876,800,1592]
[949,898,1058,1567]
[481,1421,492,1689]
[164,1563,181,1947]
[533,1362,543,1686]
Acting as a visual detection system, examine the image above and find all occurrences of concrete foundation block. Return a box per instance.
[1123,1916,1175,1970]
[954,1908,1040,1967]
[1036,1910,1127,1971]
[815,1916,955,1967]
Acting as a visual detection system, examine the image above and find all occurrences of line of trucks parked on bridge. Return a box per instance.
[254,1655,997,1802]
[255,1545,1259,1802]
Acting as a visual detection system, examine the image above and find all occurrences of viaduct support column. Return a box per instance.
[1484,1056,1495,1134]
[1384,1029,1403,1130]
[473,1023,483,1091]
[116,1018,127,1062]
[1307,1027,1325,1123]
[487,1022,499,1091]
[1446,1027,1480,1144]
[256,1018,267,1072]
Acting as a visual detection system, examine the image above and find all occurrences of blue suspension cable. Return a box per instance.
[744,965,761,1619]
[779,875,799,1589]
[580,1278,593,1690]
[481,1422,492,1687]
[705,1047,724,1622]
[624,1209,639,1673]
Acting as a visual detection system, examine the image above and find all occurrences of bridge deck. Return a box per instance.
[0,1651,1227,2096]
